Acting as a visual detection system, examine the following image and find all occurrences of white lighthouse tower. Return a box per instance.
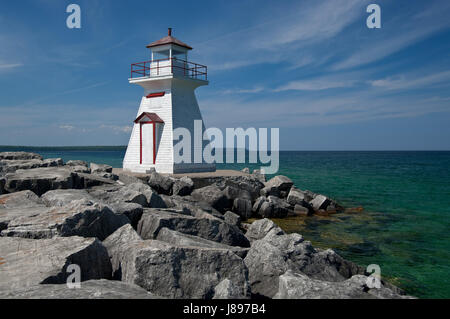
[123,28,216,174]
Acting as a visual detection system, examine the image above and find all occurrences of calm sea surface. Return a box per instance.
[1,146,449,298]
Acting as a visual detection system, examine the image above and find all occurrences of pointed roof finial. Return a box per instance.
[146,28,193,50]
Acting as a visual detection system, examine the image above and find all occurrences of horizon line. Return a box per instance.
[0,145,449,152]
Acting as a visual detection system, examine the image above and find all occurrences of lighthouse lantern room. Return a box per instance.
[123,28,216,174]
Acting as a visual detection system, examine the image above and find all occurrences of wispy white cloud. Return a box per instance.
[370,70,450,90]
[274,79,355,92]
[332,2,450,70]
[59,125,75,131]
[0,63,22,69]
[100,124,133,134]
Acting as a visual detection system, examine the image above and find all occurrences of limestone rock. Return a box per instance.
[76,172,116,188]
[0,190,43,208]
[126,182,167,208]
[191,185,229,213]
[137,208,250,247]
[102,224,143,279]
[66,160,88,167]
[0,236,112,291]
[273,271,411,299]
[156,227,249,259]
[90,163,113,174]
[147,171,174,195]
[107,202,143,229]
[4,167,79,196]
[0,206,50,232]
[309,194,331,211]
[2,202,129,240]
[102,237,249,299]
[245,218,285,242]
[263,175,293,197]
[213,279,247,299]
[172,176,194,196]
[287,187,306,206]
[41,189,94,207]
[223,211,241,228]
[0,152,43,161]
[0,280,160,299]
[244,229,365,298]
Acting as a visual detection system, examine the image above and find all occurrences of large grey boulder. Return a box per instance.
[265,175,294,191]
[102,224,142,279]
[90,163,113,174]
[0,152,43,161]
[213,279,247,299]
[262,175,293,198]
[0,236,112,291]
[156,227,249,259]
[0,190,47,231]
[147,171,174,195]
[244,229,365,298]
[41,189,94,207]
[4,167,79,196]
[267,196,291,217]
[273,271,411,299]
[66,165,91,174]
[2,202,129,240]
[191,185,229,213]
[0,190,43,208]
[66,160,88,167]
[103,233,250,299]
[252,196,291,218]
[0,280,161,299]
[219,176,264,201]
[107,202,143,229]
[0,158,63,174]
[137,208,250,247]
[287,187,306,206]
[126,183,167,208]
[245,218,285,242]
[76,172,116,188]
[0,206,50,232]
[223,211,241,228]
[223,185,252,202]
[309,194,331,211]
[116,172,145,185]
[161,194,223,220]
[260,186,281,198]
[172,176,194,196]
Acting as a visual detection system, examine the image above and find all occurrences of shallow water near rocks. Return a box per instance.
[1,147,449,298]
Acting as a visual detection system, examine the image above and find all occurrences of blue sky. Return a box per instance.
[0,0,449,150]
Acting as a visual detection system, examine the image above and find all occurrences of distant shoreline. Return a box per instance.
[0,146,449,152]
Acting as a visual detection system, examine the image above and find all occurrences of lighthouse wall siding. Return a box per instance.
[123,92,174,173]
[123,77,215,174]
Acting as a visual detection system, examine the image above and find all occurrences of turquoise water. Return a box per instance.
[1,146,449,298]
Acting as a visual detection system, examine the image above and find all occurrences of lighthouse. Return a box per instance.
[123,28,216,174]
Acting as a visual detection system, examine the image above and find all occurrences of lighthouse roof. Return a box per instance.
[146,28,193,50]
[134,112,165,124]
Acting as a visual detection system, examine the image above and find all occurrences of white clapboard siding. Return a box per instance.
[123,76,216,174]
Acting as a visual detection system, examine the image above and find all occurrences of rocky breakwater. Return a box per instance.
[0,152,413,299]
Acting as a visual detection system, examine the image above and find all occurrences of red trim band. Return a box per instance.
[146,92,165,99]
